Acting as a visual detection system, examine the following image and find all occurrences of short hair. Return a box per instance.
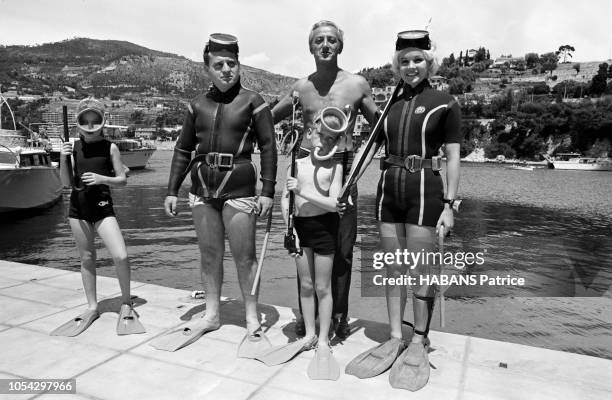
[308,20,344,54]
[391,43,439,78]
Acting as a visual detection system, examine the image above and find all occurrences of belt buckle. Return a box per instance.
[205,152,218,168]
[431,156,442,171]
[405,155,422,173]
[217,153,234,169]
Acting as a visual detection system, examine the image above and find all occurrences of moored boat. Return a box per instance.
[0,143,62,214]
[545,153,612,171]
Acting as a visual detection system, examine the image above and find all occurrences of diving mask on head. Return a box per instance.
[311,106,351,161]
[76,97,106,133]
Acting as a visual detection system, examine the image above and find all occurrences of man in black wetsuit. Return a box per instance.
[164,34,277,339]
[272,21,378,338]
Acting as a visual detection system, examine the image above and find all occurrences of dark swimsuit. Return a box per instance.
[376,81,462,226]
[167,80,277,201]
[68,139,116,223]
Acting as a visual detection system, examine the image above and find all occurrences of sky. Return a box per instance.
[1,0,610,77]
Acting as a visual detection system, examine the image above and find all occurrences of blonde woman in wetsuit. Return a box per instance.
[344,30,461,391]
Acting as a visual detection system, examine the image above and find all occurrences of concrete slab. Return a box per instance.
[0,328,118,378]
[0,282,87,309]
[0,275,23,289]
[1,260,610,400]
[75,354,225,400]
[0,295,65,325]
[0,261,72,281]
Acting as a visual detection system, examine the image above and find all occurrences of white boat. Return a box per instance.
[0,140,62,214]
[0,95,63,214]
[547,153,612,171]
[507,164,535,171]
[110,138,156,170]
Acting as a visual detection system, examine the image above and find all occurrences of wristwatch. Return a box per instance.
[442,198,456,209]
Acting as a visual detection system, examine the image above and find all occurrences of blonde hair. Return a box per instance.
[391,44,439,77]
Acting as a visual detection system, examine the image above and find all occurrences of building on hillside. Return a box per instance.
[491,56,524,70]
[135,127,156,139]
[372,86,395,107]
[43,111,76,124]
[106,113,128,126]
[430,76,449,91]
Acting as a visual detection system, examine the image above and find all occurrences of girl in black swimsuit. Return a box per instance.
[58,97,144,336]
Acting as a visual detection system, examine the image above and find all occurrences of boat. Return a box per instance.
[0,134,62,214]
[544,153,612,171]
[507,164,535,171]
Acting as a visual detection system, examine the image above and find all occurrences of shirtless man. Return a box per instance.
[272,20,378,338]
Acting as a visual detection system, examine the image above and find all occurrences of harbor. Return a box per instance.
[1,260,611,399]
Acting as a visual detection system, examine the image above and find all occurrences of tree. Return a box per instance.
[540,52,558,76]
[573,63,581,75]
[448,53,455,66]
[525,53,539,69]
[486,49,490,60]
[556,45,575,63]
[590,63,609,96]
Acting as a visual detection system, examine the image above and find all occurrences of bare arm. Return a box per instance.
[357,76,379,126]
[271,81,301,123]
[444,143,460,201]
[281,166,290,223]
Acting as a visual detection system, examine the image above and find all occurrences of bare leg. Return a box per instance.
[379,222,407,340]
[69,218,98,311]
[96,216,130,304]
[314,252,334,347]
[224,205,259,332]
[295,248,317,339]
[192,204,224,326]
[405,224,436,344]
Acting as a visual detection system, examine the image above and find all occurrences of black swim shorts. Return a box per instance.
[294,212,339,255]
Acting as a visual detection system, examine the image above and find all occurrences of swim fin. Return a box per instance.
[345,337,406,379]
[237,327,272,359]
[149,318,220,352]
[255,336,317,366]
[389,341,430,391]
[116,303,146,335]
[50,310,99,337]
[307,346,340,380]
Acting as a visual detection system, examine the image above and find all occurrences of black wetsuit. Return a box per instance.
[377,80,462,226]
[68,139,116,223]
[167,80,277,200]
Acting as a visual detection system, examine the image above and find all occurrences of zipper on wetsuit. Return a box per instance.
[208,103,224,195]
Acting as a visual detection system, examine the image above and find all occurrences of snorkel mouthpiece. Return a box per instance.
[312,106,350,161]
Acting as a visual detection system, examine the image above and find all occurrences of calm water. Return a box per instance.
[1,150,610,359]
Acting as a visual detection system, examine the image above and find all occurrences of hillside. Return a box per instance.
[0,38,295,99]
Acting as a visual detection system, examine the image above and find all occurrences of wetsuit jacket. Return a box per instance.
[375,80,462,226]
[167,80,277,199]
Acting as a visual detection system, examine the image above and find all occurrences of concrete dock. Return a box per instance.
[0,260,610,400]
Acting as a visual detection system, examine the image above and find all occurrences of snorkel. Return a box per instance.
[311,105,351,161]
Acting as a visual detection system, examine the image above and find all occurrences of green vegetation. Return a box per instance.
[460,93,612,159]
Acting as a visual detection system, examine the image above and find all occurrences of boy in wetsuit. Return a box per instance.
[53,97,144,337]
[281,108,347,379]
